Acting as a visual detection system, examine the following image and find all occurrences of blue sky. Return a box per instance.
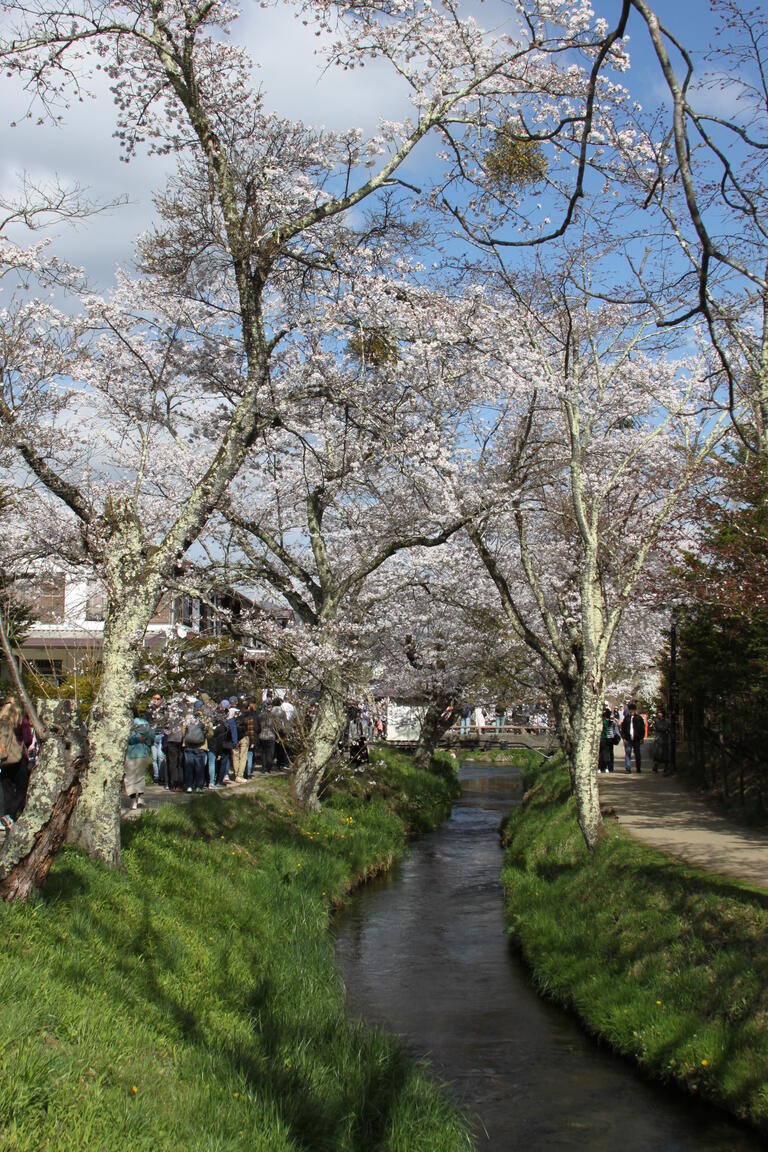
[0,0,736,287]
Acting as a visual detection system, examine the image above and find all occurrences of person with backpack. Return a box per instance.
[182,701,208,793]
[598,706,621,773]
[208,700,234,784]
[0,699,34,821]
[164,695,187,791]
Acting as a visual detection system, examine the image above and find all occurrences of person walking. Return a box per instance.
[598,706,620,773]
[124,714,153,809]
[459,702,472,737]
[620,702,645,774]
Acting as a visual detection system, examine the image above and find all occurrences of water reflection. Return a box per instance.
[335,763,761,1151]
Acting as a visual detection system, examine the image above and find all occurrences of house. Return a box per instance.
[3,568,291,686]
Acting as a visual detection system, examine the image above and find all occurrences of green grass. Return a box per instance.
[0,756,470,1151]
[463,746,548,768]
[502,755,768,1133]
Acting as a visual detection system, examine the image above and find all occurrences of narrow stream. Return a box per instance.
[335,762,762,1151]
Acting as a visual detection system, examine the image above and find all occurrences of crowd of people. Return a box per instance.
[0,686,676,823]
[123,690,297,810]
[453,701,550,737]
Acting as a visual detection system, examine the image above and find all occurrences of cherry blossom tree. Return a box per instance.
[361,538,538,768]
[614,0,768,462]
[461,260,728,850]
[209,265,480,807]
[0,0,651,877]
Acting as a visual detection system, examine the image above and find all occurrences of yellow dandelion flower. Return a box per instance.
[131,1086,138,1095]
[701,1059,708,1067]
[656,1000,662,1006]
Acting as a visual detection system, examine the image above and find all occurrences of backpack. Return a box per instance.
[185,719,206,746]
[209,721,233,754]
[0,725,23,766]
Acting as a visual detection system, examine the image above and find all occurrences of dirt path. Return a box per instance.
[598,766,768,891]
[120,771,287,817]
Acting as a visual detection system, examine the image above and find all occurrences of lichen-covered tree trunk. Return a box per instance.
[569,679,606,852]
[68,510,162,867]
[67,594,157,866]
[412,693,455,771]
[550,687,576,792]
[0,700,87,902]
[293,671,345,811]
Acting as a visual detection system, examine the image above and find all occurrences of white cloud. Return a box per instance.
[239,3,411,131]
[0,68,171,283]
[0,0,518,285]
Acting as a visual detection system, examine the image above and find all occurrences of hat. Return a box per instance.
[220,699,230,710]
[230,695,238,704]
[194,699,204,711]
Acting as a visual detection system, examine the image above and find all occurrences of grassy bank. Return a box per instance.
[0,749,469,1152]
[462,747,551,767]
[501,755,768,1133]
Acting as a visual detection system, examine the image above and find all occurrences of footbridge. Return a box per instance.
[385,728,558,757]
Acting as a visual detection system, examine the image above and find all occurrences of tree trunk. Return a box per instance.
[68,514,162,866]
[293,671,345,811]
[0,700,87,902]
[551,689,576,792]
[412,694,455,771]
[570,686,606,852]
[68,602,152,866]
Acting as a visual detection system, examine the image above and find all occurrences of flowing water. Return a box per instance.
[335,761,763,1151]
